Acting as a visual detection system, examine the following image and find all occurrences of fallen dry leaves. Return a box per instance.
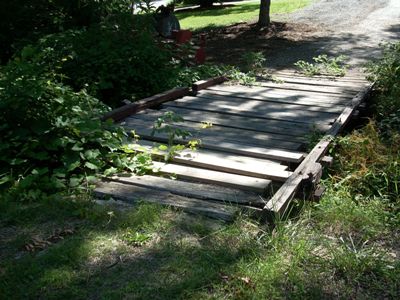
[24,228,75,252]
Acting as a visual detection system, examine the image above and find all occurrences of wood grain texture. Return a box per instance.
[174,94,344,114]
[130,140,292,182]
[207,85,353,101]
[164,99,338,125]
[131,110,307,143]
[108,174,266,206]
[152,161,272,193]
[157,106,320,136]
[270,75,368,88]
[197,89,348,108]
[124,117,303,151]
[95,180,240,221]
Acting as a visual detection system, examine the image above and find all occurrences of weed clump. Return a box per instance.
[295,54,347,77]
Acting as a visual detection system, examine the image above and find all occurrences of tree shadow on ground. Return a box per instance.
[203,20,400,70]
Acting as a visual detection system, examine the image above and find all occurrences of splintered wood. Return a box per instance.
[96,71,372,221]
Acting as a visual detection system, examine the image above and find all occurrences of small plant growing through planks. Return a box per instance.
[295,54,348,77]
[152,111,202,161]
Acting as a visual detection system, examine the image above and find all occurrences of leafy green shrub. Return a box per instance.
[18,19,179,108]
[0,0,134,63]
[295,54,347,77]
[0,57,153,200]
[366,42,400,137]
[241,51,266,74]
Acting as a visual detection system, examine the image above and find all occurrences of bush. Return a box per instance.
[333,122,399,203]
[0,0,134,63]
[0,56,153,200]
[367,42,400,137]
[17,18,179,108]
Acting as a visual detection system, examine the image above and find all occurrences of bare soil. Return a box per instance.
[203,0,400,72]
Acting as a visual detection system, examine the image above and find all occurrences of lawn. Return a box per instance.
[176,0,312,30]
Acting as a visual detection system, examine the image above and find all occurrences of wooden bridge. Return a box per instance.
[95,71,372,221]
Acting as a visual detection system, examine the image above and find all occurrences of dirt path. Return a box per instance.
[206,0,400,72]
[269,0,400,70]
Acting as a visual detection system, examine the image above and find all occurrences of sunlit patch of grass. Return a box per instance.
[1,118,400,299]
[176,0,312,31]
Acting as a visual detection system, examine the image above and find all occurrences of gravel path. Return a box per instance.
[269,0,400,71]
[290,0,389,31]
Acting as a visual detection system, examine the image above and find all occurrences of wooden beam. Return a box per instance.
[101,87,190,122]
[192,76,227,94]
[164,99,338,125]
[263,84,373,218]
[198,89,349,108]
[206,85,353,101]
[124,117,303,152]
[107,174,266,206]
[95,180,240,221]
[158,106,317,137]
[151,161,271,194]
[129,141,292,182]
[174,94,344,114]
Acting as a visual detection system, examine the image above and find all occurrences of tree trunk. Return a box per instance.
[200,0,214,8]
[258,0,271,27]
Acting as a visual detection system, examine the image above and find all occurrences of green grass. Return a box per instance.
[176,0,312,30]
[1,136,399,300]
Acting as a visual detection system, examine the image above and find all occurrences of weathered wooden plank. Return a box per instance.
[131,110,308,143]
[133,132,304,162]
[130,141,292,182]
[192,76,227,94]
[108,174,266,206]
[263,84,373,217]
[207,84,354,100]
[152,161,271,193]
[101,87,189,122]
[176,93,344,114]
[158,106,322,136]
[254,81,360,95]
[206,85,354,101]
[272,71,367,82]
[198,89,349,108]
[164,98,338,125]
[124,117,303,151]
[270,75,368,89]
[95,181,240,221]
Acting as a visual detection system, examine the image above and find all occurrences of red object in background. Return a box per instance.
[171,30,207,64]
[195,34,206,64]
[172,30,192,44]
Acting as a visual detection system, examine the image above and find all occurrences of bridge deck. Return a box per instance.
[95,71,371,220]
